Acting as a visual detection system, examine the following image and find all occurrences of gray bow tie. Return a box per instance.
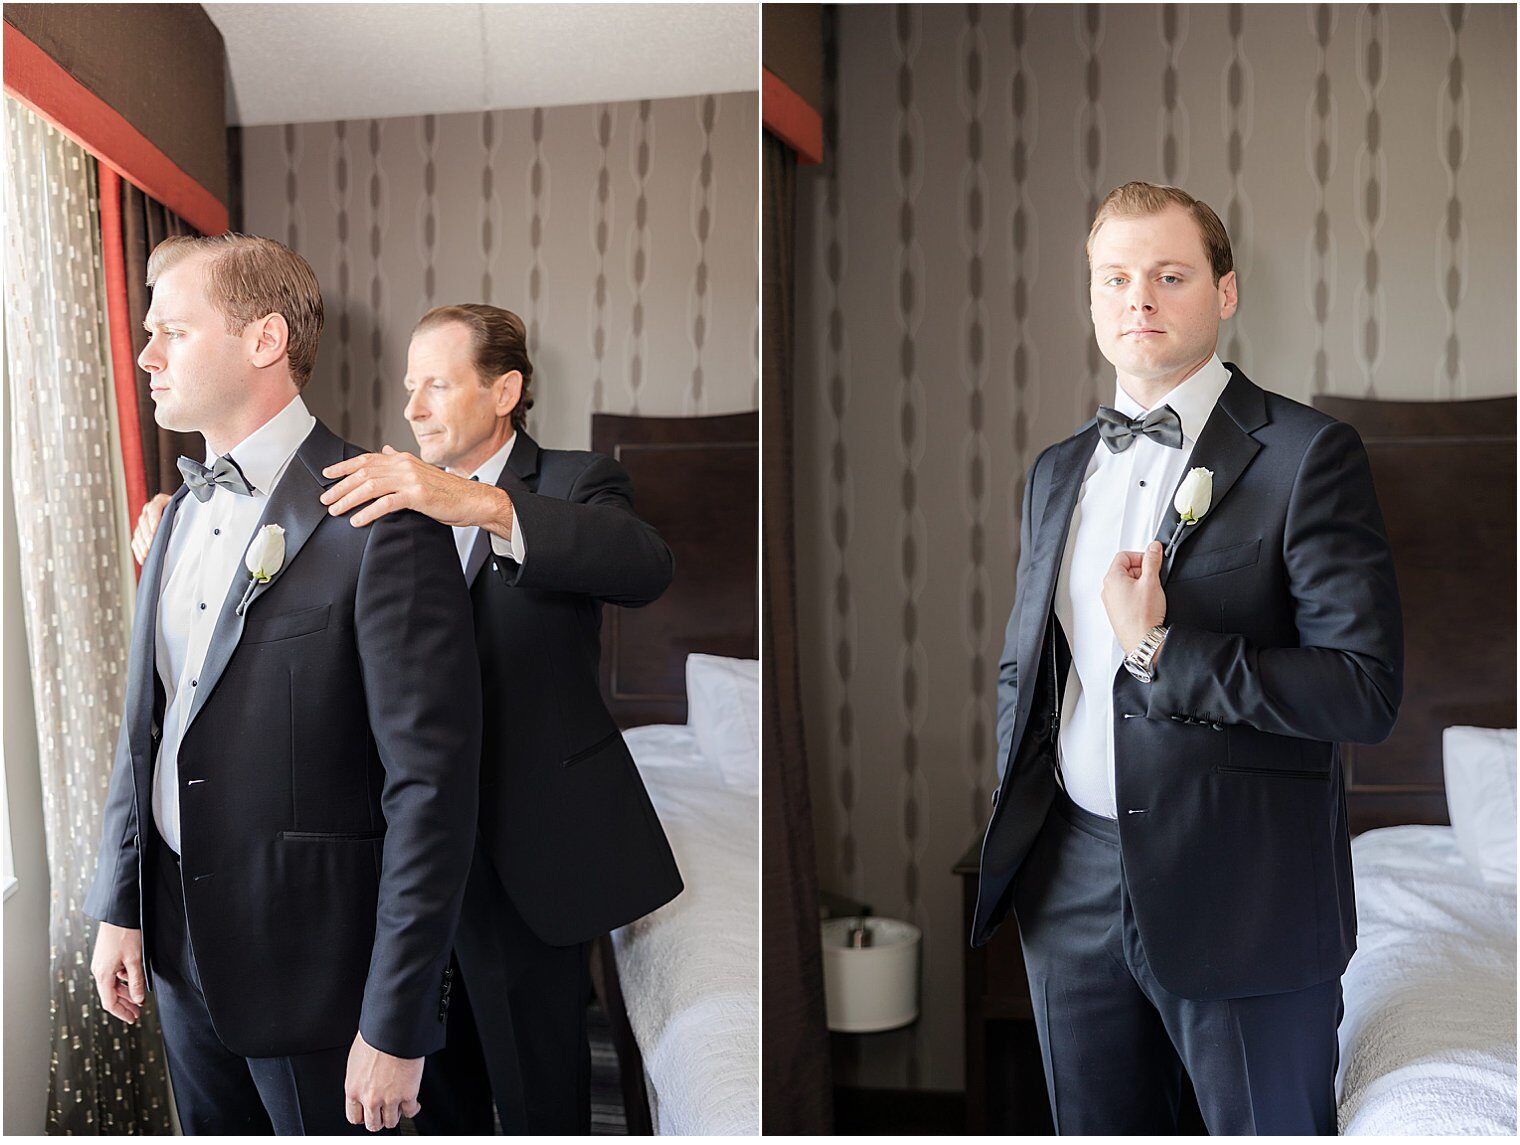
[1096,404,1183,453]
[177,454,254,502]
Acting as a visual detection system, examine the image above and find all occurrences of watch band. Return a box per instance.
[1123,624,1170,683]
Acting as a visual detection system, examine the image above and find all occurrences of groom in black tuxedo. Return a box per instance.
[973,183,1402,1134]
[86,235,482,1134]
[318,303,683,1134]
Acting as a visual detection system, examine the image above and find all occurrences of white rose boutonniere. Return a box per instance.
[236,524,286,615]
[1164,467,1213,559]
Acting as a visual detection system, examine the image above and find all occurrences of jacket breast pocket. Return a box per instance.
[1171,537,1261,582]
[243,603,331,644]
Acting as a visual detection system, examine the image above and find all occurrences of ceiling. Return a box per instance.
[204,3,759,127]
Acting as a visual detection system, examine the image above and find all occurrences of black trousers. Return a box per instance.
[1012,786,1342,1135]
[147,831,371,1135]
[415,835,592,1135]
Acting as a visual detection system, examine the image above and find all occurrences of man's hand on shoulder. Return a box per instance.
[91,922,146,1023]
[321,446,513,534]
[344,1031,424,1131]
[131,493,172,565]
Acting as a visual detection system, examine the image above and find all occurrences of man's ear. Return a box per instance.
[1217,270,1239,321]
[247,312,290,370]
[495,369,524,420]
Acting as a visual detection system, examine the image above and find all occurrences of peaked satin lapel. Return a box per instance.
[1015,421,1100,723]
[127,486,189,767]
[1150,365,1267,584]
[468,431,541,587]
[185,421,343,730]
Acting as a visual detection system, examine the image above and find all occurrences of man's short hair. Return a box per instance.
[1086,182,1234,284]
[412,304,535,432]
[146,234,325,388]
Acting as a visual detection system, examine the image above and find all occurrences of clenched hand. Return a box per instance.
[91,922,146,1023]
[344,1031,424,1131]
[1101,540,1169,656]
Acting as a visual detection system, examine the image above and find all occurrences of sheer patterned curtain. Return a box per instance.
[3,96,173,1133]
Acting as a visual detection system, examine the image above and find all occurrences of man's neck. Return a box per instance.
[203,386,301,458]
[1116,351,1213,411]
[448,423,516,478]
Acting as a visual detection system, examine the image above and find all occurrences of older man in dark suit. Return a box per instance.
[318,304,683,1134]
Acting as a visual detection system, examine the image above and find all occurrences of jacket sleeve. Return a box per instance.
[996,449,1044,785]
[82,725,141,928]
[492,454,674,607]
[353,508,482,1059]
[1144,419,1403,745]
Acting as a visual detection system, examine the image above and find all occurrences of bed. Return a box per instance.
[1338,824,1516,1134]
[616,722,758,1135]
[587,411,759,1135]
[1312,392,1517,1135]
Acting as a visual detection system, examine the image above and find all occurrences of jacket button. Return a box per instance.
[1170,714,1185,722]
[1211,721,1224,731]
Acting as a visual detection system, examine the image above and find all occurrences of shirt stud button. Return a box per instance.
[199,603,206,610]
[1139,479,1146,487]
[213,528,221,536]
[191,678,198,687]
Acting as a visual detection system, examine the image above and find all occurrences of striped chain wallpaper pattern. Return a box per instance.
[241,91,759,453]
[795,3,1514,1092]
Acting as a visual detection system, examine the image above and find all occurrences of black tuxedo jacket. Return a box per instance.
[461,431,683,946]
[84,420,482,1059]
[973,365,1403,1000]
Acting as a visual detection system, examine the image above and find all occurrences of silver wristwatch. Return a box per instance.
[1123,624,1170,683]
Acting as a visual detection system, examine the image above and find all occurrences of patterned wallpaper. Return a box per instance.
[793,3,1516,1092]
[241,91,759,452]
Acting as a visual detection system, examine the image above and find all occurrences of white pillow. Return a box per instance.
[685,654,759,793]
[1443,725,1517,885]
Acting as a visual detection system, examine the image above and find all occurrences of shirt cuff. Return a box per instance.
[488,517,525,563]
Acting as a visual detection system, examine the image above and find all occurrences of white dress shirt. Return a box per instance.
[448,434,527,572]
[153,395,317,853]
[1052,353,1231,819]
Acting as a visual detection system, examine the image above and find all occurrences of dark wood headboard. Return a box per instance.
[1311,394,1516,834]
[592,411,759,728]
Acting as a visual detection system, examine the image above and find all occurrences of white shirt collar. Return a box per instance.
[451,432,517,487]
[1112,353,1231,444]
[206,394,316,495]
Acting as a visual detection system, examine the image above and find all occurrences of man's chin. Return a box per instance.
[152,403,193,434]
[412,439,449,467]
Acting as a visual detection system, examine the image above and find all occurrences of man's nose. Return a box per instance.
[138,339,162,373]
[404,391,426,421]
[1126,286,1156,313]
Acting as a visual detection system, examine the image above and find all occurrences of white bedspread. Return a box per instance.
[611,725,758,1135]
[1338,825,1517,1135]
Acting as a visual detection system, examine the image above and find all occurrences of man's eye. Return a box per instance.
[1160,275,1180,284]
[1105,277,1124,287]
